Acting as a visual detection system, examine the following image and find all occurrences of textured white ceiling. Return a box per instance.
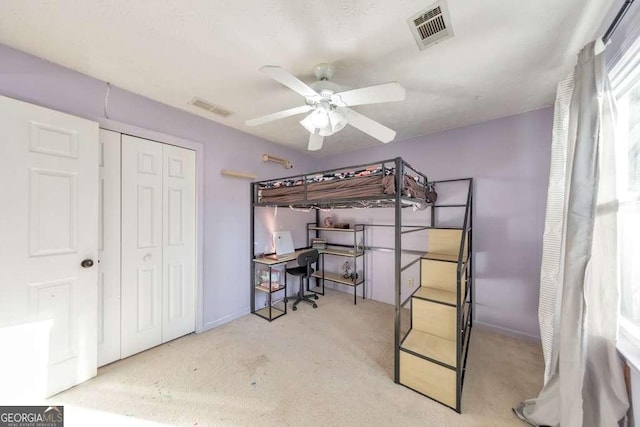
[0,0,614,156]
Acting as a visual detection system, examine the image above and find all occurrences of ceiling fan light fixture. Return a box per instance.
[248,64,405,151]
[301,111,336,137]
[300,113,316,134]
[329,110,348,133]
[310,107,330,128]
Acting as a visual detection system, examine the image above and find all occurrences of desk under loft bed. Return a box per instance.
[249,157,473,413]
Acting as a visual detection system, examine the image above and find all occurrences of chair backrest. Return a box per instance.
[296,249,319,277]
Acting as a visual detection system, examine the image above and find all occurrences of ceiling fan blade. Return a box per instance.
[260,66,320,99]
[245,105,313,126]
[308,132,324,151]
[332,82,405,107]
[342,108,396,143]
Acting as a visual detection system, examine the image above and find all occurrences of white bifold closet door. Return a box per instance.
[161,144,196,342]
[98,129,121,367]
[121,135,195,359]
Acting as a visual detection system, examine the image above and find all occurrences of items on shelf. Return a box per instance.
[342,261,359,281]
[258,282,282,291]
[322,216,350,229]
[333,223,350,229]
[311,237,327,249]
[307,223,366,305]
[256,268,282,290]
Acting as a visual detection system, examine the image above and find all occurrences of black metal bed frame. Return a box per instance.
[249,157,474,411]
[250,157,428,317]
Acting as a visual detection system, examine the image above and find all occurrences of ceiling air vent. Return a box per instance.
[188,97,233,118]
[407,1,454,51]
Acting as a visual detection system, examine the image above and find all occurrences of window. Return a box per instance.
[612,46,640,343]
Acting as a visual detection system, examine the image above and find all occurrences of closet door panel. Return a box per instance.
[121,135,163,358]
[162,145,196,342]
[97,129,121,367]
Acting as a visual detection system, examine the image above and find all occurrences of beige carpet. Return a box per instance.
[48,290,543,426]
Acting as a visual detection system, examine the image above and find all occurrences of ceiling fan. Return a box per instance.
[245,63,406,151]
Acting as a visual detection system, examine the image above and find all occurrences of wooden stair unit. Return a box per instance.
[396,180,473,413]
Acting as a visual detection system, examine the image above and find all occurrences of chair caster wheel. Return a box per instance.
[312,303,317,308]
[313,295,318,300]
[292,306,297,311]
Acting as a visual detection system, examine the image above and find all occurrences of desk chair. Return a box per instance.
[285,249,319,311]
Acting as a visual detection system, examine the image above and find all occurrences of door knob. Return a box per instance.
[81,259,94,268]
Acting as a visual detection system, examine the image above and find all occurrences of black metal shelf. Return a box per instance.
[308,223,366,305]
[311,271,364,287]
[254,306,286,321]
[251,262,288,322]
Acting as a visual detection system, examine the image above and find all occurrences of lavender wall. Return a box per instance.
[320,108,553,340]
[0,42,552,340]
[0,43,317,329]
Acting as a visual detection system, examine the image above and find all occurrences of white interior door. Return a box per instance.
[121,135,163,358]
[0,95,99,399]
[98,129,121,366]
[162,145,196,342]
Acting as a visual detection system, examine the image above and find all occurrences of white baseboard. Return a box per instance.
[202,308,250,331]
[474,320,541,343]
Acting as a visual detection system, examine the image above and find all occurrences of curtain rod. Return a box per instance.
[603,0,635,43]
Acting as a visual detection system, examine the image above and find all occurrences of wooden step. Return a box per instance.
[420,261,467,298]
[413,286,456,306]
[400,351,456,409]
[412,298,456,340]
[422,252,460,263]
[420,259,456,291]
[426,229,468,257]
[401,329,456,367]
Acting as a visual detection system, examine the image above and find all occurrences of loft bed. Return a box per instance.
[249,156,432,323]
[249,156,434,374]
[250,157,432,326]
[249,158,473,411]
[252,157,433,209]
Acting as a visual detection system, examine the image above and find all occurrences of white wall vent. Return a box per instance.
[188,97,233,118]
[407,1,454,50]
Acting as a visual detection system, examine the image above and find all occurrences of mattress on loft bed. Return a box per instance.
[257,172,426,204]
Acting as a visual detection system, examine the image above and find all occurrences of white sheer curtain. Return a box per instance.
[514,41,628,427]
